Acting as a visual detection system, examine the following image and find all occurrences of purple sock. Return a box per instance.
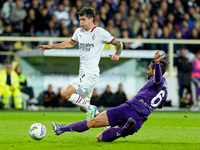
[102,127,123,142]
[60,120,89,132]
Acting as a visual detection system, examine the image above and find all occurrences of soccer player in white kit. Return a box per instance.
[37,7,123,120]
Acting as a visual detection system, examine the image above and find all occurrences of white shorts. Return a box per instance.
[69,74,99,100]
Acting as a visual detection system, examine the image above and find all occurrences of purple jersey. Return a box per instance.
[126,64,168,119]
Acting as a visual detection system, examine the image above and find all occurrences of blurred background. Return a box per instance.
[0,0,200,111]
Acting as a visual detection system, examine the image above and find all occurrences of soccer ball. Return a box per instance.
[29,123,46,140]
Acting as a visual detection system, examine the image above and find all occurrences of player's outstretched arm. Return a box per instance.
[109,39,123,61]
[154,50,165,82]
[37,40,77,52]
[154,50,165,64]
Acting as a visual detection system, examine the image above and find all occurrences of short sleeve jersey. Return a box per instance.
[71,26,115,76]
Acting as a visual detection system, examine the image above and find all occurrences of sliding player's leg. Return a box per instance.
[52,110,110,135]
[96,103,144,142]
[96,117,136,142]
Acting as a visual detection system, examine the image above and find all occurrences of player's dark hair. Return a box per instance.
[151,59,169,75]
[78,7,96,19]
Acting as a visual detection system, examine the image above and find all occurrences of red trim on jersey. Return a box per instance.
[90,25,97,32]
[71,38,78,43]
[107,37,115,44]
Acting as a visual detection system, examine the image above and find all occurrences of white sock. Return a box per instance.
[68,93,92,112]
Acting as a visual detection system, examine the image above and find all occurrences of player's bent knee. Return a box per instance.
[61,91,71,100]
[97,133,103,142]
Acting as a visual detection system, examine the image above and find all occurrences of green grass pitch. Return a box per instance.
[0,110,200,150]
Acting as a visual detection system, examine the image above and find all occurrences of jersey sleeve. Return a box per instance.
[100,28,115,44]
[71,28,79,43]
[153,64,162,84]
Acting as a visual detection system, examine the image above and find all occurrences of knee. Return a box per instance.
[61,90,71,100]
[96,132,103,142]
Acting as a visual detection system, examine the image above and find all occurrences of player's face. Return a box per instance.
[79,15,93,30]
[147,63,155,80]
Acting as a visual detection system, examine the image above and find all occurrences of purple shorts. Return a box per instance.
[106,103,144,133]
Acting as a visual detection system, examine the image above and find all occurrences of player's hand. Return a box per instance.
[109,54,119,61]
[37,45,52,52]
[154,50,165,64]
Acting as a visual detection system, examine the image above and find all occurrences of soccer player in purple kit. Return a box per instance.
[52,50,169,142]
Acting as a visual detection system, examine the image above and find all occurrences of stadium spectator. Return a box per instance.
[99,5,109,27]
[145,27,159,50]
[191,51,200,103]
[95,13,105,28]
[132,12,147,36]
[105,19,120,37]
[90,88,101,107]
[180,19,192,39]
[188,28,200,54]
[43,84,56,107]
[180,91,194,109]
[50,14,60,30]
[120,29,131,50]
[54,3,69,22]
[15,65,38,104]
[56,87,76,107]
[65,11,79,31]
[165,13,176,29]
[10,0,27,36]
[118,2,128,20]
[119,20,134,38]
[160,26,174,52]
[63,0,71,12]
[173,0,185,24]
[151,21,162,38]
[180,13,195,29]
[0,19,4,34]
[127,8,136,31]
[44,20,60,37]
[0,64,22,109]
[159,0,172,17]
[113,83,127,107]
[52,50,169,142]
[157,8,165,27]
[35,7,50,37]
[75,0,84,12]
[26,0,41,17]
[23,8,37,36]
[137,21,149,38]
[60,27,70,37]
[191,6,200,23]
[100,85,114,107]
[150,0,159,15]
[175,48,192,107]
[0,24,14,49]
[0,24,14,63]
[184,0,198,11]
[1,0,16,24]
[173,29,186,52]
[143,8,152,26]
[44,0,56,17]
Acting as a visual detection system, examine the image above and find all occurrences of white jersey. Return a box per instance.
[71,26,115,76]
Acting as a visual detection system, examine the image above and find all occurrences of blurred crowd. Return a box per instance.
[37,83,127,109]
[0,0,200,64]
[0,63,128,110]
[1,57,200,110]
